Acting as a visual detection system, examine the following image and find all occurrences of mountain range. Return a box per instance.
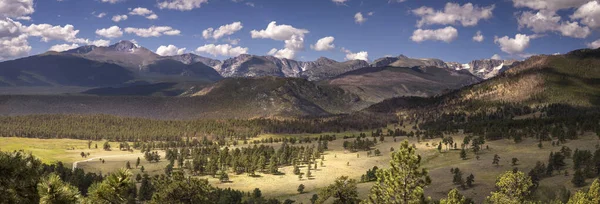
[0,40,545,119]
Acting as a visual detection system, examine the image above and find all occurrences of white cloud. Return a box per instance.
[410,26,458,43]
[341,48,368,61]
[112,15,128,22]
[412,3,495,27]
[473,31,484,42]
[95,26,123,38]
[23,23,81,43]
[389,0,407,3]
[156,44,186,56]
[48,43,79,52]
[251,21,308,59]
[124,26,181,37]
[572,1,600,29]
[224,38,240,45]
[0,18,23,38]
[354,12,367,24]
[250,21,309,41]
[195,44,248,57]
[311,36,335,51]
[587,39,600,49]
[157,0,208,11]
[100,0,124,3]
[268,48,296,59]
[96,12,107,18]
[518,10,590,38]
[494,34,532,54]
[332,0,347,4]
[202,22,243,40]
[512,0,590,12]
[0,0,34,18]
[129,7,158,20]
[91,39,110,47]
[0,34,30,60]
[491,54,501,60]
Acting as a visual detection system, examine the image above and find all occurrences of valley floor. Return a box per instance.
[2,132,599,203]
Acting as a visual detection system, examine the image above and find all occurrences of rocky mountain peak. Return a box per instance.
[109,40,140,52]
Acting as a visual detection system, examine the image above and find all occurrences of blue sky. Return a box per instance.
[1,0,599,63]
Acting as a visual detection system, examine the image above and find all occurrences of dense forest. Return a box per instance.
[0,112,395,142]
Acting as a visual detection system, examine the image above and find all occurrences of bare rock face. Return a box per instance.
[216,55,369,80]
[446,59,519,79]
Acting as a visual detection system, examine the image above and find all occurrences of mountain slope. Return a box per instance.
[446,59,519,79]
[371,55,448,68]
[326,66,481,103]
[190,77,368,117]
[0,53,134,87]
[367,48,600,113]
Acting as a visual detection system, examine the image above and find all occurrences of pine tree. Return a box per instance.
[37,173,80,204]
[316,176,359,204]
[364,141,431,204]
[493,154,500,166]
[572,169,586,187]
[486,171,533,204]
[137,174,153,201]
[460,149,467,160]
[440,189,468,204]
[135,157,140,168]
[297,184,305,194]
[125,161,131,169]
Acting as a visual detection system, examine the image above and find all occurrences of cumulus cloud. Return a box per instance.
[129,7,158,20]
[156,44,186,56]
[491,54,502,60]
[311,36,335,51]
[410,26,458,43]
[0,0,34,18]
[473,31,484,42]
[355,12,367,24]
[202,22,243,40]
[157,0,208,11]
[95,26,123,38]
[587,39,600,49]
[23,23,82,43]
[251,21,309,41]
[0,34,31,60]
[195,44,248,57]
[412,3,495,27]
[341,47,368,61]
[124,26,181,37]
[494,34,532,54]
[572,1,600,29]
[48,43,79,52]
[251,21,309,59]
[512,0,590,12]
[0,18,110,59]
[518,10,590,38]
[112,15,127,22]
[90,39,110,47]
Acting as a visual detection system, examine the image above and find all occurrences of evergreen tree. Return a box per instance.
[37,173,80,204]
[572,169,586,187]
[137,174,153,201]
[364,141,431,204]
[126,161,131,169]
[297,184,305,194]
[493,154,500,166]
[310,194,319,204]
[460,149,467,160]
[567,178,599,204]
[440,189,468,204]
[87,168,137,204]
[136,157,140,168]
[486,171,533,204]
[316,176,359,204]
